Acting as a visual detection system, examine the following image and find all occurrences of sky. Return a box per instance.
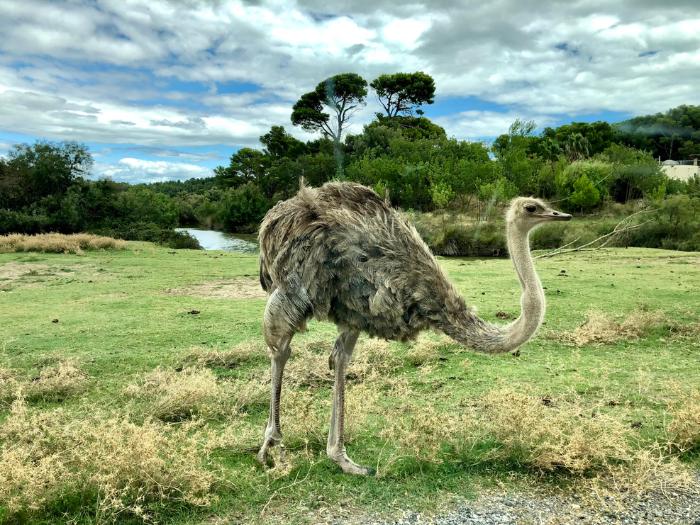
[0,0,698,183]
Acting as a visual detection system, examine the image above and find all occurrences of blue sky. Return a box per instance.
[0,1,698,183]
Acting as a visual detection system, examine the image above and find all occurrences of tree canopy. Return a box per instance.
[615,104,700,160]
[370,72,436,117]
[291,73,368,144]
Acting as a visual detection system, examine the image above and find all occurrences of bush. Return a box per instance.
[530,222,567,249]
[160,230,202,250]
[98,223,201,250]
[431,222,506,257]
[624,195,700,251]
[569,174,601,210]
[556,160,610,211]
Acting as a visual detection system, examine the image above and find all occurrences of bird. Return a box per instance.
[256,180,571,475]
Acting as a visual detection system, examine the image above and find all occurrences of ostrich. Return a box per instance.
[256,181,571,475]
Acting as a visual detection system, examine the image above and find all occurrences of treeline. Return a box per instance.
[143,99,700,234]
[1,67,699,253]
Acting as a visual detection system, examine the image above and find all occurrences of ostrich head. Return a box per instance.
[506,197,572,231]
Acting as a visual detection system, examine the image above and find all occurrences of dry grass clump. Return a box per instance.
[666,389,700,453]
[378,386,632,476]
[559,310,669,346]
[286,337,403,388]
[377,378,480,469]
[183,341,265,369]
[405,335,450,367]
[280,381,383,450]
[0,367,20,407]
[24,360,88,402]
[281,389,330,448]
[582,449,696,515]
[0,399,217,521]
[228,376,269,413]
[0,233,127,254]
[480,389,632,473]
[124,367,226,421]
[379,400,474,465]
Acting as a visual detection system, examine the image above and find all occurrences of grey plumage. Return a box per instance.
[259,181,484,343]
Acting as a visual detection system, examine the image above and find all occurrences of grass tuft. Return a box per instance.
[666,388,700,454]
[0,368,19,408]
[479,388,632,473]
[25,361,88,402]
[0,233,127,254]
[0,398,217,522]
[559,310,670,346]
[183,341,266,369]
[124,367,225,422]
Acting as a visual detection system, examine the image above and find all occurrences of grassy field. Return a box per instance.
[1,242,699,524]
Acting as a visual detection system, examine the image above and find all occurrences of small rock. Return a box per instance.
[51,318,59,323]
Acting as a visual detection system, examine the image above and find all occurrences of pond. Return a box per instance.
[175,228,258,253]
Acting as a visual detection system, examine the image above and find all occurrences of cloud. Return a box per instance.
[0,0,698,181]
[94,158,212,183]
[0,141,11,159]
[434,110,555,141]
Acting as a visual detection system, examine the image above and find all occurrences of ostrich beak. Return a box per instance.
[541,209,572,221]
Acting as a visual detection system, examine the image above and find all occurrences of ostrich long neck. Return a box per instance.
[441,220,545,353]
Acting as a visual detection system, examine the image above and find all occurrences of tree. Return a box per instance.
[291,73,368,145]
[615,105,700,160]
[1,141,92,207]
[492,119,542,195]
[259,126,307,160]
[370,72,436,117]
[214,148,269,188]
[568,174,601,211]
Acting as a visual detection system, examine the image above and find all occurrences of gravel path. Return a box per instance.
[356,484,700,525]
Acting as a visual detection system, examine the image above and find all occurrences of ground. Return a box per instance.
[0,244,698,524]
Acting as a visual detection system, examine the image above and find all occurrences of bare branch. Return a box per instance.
[535,208,657,259]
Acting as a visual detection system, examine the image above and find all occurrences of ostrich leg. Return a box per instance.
[257,290,298,466]
[327,330,374,475]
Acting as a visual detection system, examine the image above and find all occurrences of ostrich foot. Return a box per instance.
[257,437,286,467]
[328,448,375,476]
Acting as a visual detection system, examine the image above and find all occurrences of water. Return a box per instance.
[175,228,258,253]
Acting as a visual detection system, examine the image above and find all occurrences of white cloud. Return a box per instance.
[0,141,11,159]
[434,110,555,141]
[94,158,212,183]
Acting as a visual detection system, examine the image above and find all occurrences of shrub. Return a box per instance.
[530,222,567,250]
[98,223,202,250]
[431,222,506,257]
[556,160,610,211]
[569,174,601,210]
[161,229,202,249]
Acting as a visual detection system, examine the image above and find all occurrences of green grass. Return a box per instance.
[1,243,699,523]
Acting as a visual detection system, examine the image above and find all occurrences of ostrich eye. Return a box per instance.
[525,204,537,213]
